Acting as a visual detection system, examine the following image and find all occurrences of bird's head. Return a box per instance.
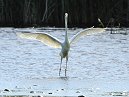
[65,13,68,19]
[65,13,68,27]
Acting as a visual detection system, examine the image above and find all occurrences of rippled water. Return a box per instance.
[0,27,129,96]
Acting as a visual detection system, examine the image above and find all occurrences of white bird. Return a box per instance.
[17,13,105,76]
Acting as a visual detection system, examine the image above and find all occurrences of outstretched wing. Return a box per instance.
[17,32,62,48]
[70,27,105,44]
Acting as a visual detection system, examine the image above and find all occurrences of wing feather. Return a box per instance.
[17,32,62,48]
[70,27,105,44]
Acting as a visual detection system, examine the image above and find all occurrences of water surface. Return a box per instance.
[0,27,129,96]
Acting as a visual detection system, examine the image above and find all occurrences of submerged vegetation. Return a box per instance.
[0,0,129,27]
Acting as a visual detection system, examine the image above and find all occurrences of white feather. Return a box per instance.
[70,27,105,44]
[17,32,62,48]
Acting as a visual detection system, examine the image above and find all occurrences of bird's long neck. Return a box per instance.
[65,15,68,42]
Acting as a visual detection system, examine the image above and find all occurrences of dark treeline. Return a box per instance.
[0,0,129,27]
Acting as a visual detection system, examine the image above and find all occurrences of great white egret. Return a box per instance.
[17,13,105,76]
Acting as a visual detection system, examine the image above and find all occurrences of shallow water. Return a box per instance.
[0,27,129,96]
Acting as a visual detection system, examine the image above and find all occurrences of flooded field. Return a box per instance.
[0,27,129,97]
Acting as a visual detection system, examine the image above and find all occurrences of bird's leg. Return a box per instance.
[65,56,68,76]
[59,57,63,76]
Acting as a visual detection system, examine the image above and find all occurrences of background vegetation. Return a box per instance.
[0,0,128,27]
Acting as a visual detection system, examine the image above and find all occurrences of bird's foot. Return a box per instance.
[65,69,67,76]
[59,68,61,76]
